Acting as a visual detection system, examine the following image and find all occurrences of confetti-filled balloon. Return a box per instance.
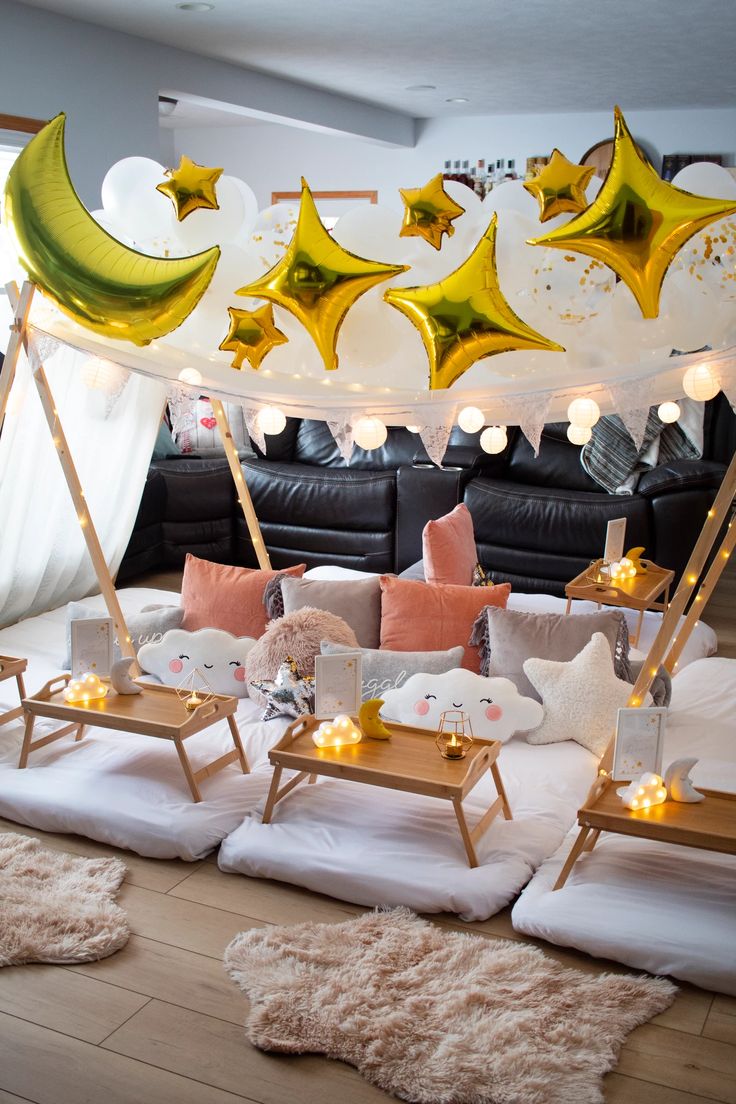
[237,178,406,371]
[399,172,466,250]
[529,107,736,318]
[2,115,220,346]
[523,148,595,223]
[156,155,223,221]
[385,213,564,390]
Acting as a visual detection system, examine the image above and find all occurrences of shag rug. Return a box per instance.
[0,832,129,966]
[225,908,676,1104]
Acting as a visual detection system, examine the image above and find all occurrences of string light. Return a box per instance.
[567,424,592,445]
[567,397,600,429]
[480,426,507,454]
[256,406,287,436]
[457,406,484,433]
[353,416,388,451]
[657,400,681,423]
[682,363,720,401]
[177,367,202,386]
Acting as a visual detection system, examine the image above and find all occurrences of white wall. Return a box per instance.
[0,0,413,207]
[175,106,736,211]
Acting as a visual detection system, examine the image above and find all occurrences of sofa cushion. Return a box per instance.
[422,503,477,586]
[378,576,511,672]
[321,640,464,701]
[180,554,305,638]
[280,576,382,648]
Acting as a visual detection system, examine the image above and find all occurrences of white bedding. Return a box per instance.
[0,589,288,859]
[512,657,736,994]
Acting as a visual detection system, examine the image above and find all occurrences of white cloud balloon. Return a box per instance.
[138,628,257,697]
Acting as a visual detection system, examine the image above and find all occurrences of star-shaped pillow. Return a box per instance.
[250,656,314,722]
[523,632,647,757]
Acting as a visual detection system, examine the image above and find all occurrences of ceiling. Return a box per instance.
[15,0,736,120]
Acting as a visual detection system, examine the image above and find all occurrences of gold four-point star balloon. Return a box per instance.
[156,155,224,221]
[218,304,288,371]
[528,108,736,318]
[399,172,466,250]
[385,213,564,391]
[523,148,595,223]
[237,178,407,371]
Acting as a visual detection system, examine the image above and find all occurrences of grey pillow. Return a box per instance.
[629,658,672,707]
[321,639,464,702]
[469,605,631,702]
[62,602,184,668]
[281,576,382,648]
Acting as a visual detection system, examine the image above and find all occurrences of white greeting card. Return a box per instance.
[314,652,362,720]
[604,517,627,564]
[612,707,667,780]
[70,617,114,678]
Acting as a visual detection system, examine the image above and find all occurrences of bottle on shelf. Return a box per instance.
[506,159,517,180]
[494,159,505,185]
[474,159,486,197]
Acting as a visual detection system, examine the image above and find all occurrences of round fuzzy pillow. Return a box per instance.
[247,607,359,707]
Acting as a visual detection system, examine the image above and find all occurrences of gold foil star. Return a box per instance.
[399,172,466,250]
[523,148,595,223]
[237,178,407,371]
[156,156,224,221]
[385,213,564,391]
[218,304,288,371]
[528,108,736,318]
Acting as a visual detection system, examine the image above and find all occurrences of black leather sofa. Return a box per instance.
[118,394,735,597]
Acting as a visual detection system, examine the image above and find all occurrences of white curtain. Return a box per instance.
[0,339,166,627]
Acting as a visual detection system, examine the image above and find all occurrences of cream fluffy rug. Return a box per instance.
[0,832,129,966]
[225,908,676,1104]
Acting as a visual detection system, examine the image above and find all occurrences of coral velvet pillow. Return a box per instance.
[379,576,511,672]
[180,554,305,638]
[422,503,477,586]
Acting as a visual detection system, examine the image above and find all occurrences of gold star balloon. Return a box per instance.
[237,178,406,371]
[399,172,466,250]
[523,148,595,223]
[528,108,736,318]
[385,213,564,391]
[218,303,288,371]
[156,155,223,221]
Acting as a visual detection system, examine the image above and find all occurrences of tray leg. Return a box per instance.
[583,828,601,852]
[490,761,513,820]
[553,825,592,891]
[74,724,86,742]
[226,715,250,775]
[262,765,284,824]
[174,736,202,803]
[631,608,645,648]
[453,797,479,868]
[18,712,35,768]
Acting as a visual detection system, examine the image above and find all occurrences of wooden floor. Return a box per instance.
[1,561,734,1104]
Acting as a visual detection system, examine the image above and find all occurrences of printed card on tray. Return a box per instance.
[70,617,114,678]
[612,706,667,780]
[604,517,627,564]
[314,652,362,720]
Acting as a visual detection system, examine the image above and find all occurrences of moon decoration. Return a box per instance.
[385,213,564,390]
[218,304,289,370]
[236,177,407,372]
[399,172,466,249]
[156,155,223,221]
[110,656,142,696]
[624,547,648,574]
[358,698,392,740]
[529,107,736,318]
[2,114,220,346]
[664,757,705,803]
[523,148,595,223]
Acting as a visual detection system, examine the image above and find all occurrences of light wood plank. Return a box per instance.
[705,1007,736,1046]
[604,1071,717,1103]
[0,1091,39,1104]
[119,883,266,959]
[71,935,246,1025]
[168,862,362,926]
[712,995,736,1018]
[102,999,391,1103]
[0,817,200,893]
[0,1012,247,1104]
[0,964,148,1043]
[652,987,714,1036]
[618,1022,736,1103]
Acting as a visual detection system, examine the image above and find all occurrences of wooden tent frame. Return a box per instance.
[1,281,271,675]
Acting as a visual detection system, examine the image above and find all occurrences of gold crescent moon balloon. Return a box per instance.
[385,213,564,391]
[237,177,407,371]
[528,107,736,318]
[2,114,220,346]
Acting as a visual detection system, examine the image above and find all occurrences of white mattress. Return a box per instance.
[512,657,736,994]
[0,589,288,860]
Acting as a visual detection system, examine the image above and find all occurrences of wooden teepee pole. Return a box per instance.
[0,281,35,431]
[211,397,271,570]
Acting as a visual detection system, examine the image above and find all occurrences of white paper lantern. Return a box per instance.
[567,424,592,445]
[480,426,507,454]
[682,364,720,402]
[406,423,421,433]
[256,405,287,436]
[353,416,388,451]
[457,406,485,434]
[82,357,125,394]
[567,397,600,428]
[657,400,681,423]
[177,367,202,387]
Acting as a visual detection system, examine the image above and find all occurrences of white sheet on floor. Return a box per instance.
[512,657,736,994]
[304,566,718,670]
[0,589,287,859]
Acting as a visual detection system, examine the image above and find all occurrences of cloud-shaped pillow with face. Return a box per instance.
[380,669,544,743]
[138,628,257,698]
